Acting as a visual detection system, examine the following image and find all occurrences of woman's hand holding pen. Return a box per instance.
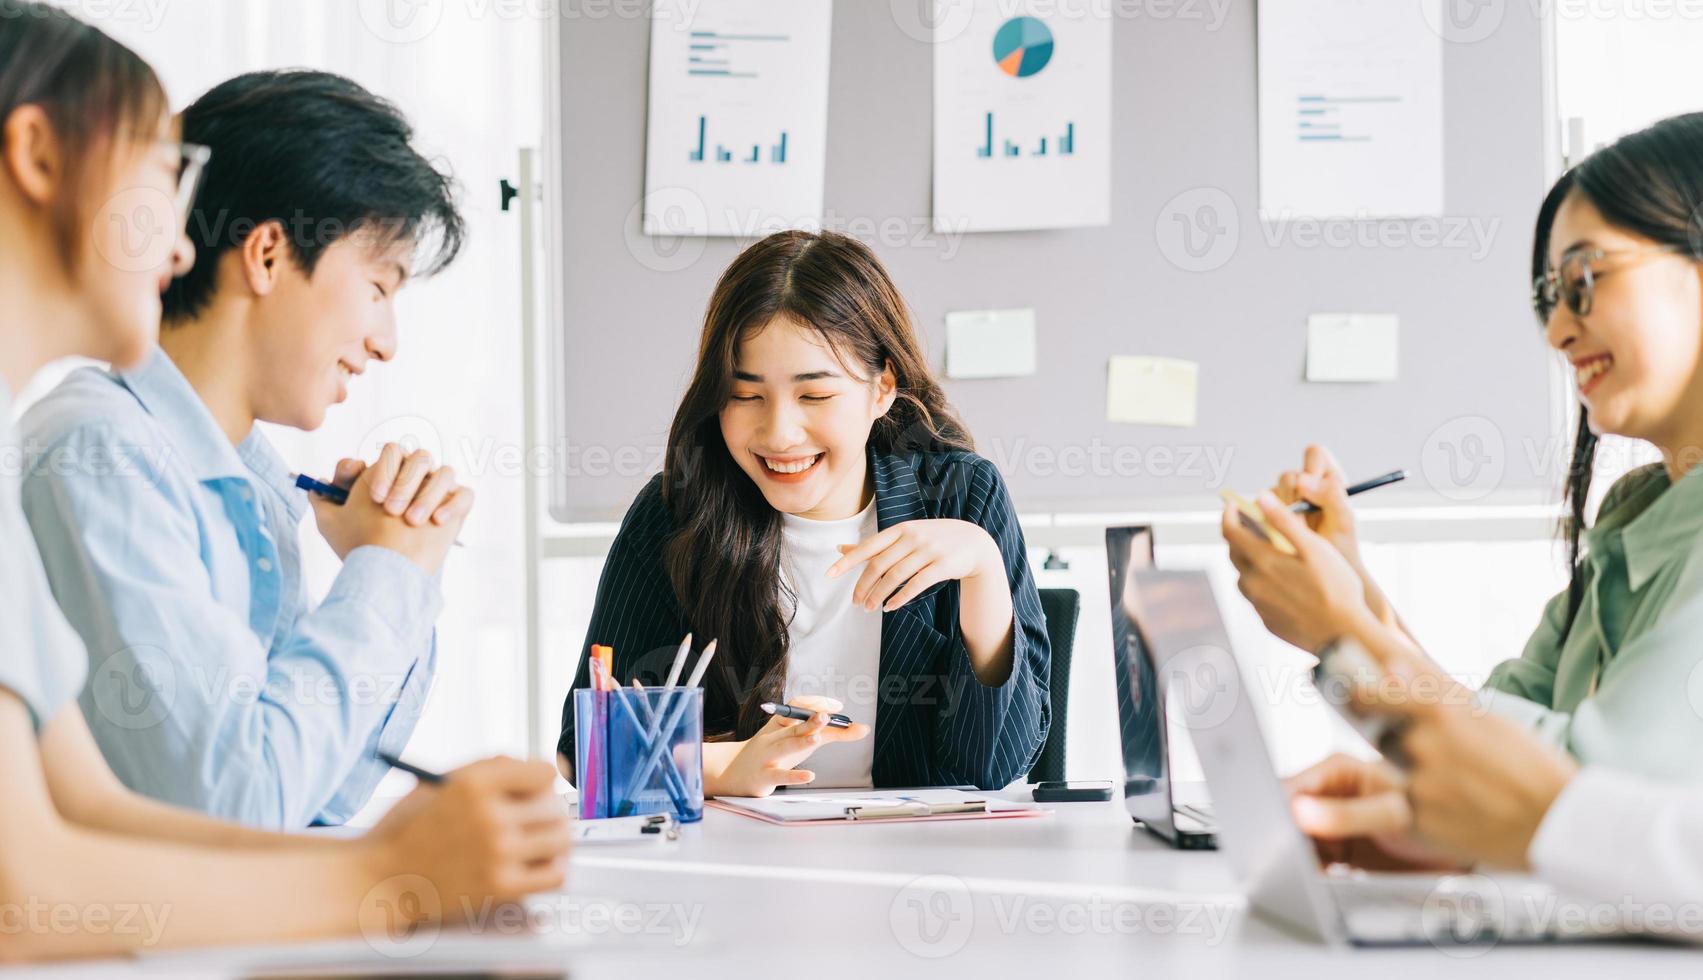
[702,695,871,798]
[1221,493,1376,654]
[1269,444,1401,632]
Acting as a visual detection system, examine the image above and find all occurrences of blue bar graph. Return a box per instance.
[978,111,1076,160]
[689,115,706,162]
[688,115,790,166]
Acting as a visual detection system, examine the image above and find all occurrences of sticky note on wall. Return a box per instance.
[1107,356,1199,427]
[1306,314,1399,382]
[946,309,1038,379]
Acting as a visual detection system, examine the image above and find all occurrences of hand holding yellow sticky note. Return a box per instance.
[1220,489,1297,555]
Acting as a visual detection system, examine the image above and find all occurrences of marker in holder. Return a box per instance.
[575,686,704,823]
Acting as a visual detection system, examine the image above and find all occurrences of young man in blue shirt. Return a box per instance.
[19,69,474,828]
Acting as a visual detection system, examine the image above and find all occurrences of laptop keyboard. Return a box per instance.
[1332,877,1561,945]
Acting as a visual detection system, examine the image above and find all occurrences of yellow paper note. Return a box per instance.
[1107,356,1198,427]
[1219,489,1297,555]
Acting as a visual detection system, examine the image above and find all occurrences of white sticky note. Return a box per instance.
[1307,314,1400,383]
[945,309,1038,380]
[1107,356,1199,427]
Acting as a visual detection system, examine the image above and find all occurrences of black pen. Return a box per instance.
[378,751,445,784]
[1291,469,1408,514]
[760,702,853,729]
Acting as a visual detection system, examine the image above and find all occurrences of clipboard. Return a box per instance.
[709,789,1048,826]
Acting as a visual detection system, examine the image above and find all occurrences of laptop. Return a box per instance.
[1105,526,1217,850]
[1127,568,1624,947]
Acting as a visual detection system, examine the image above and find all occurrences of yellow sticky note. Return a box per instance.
[1219,489,1297,555]
[1107,356,1199,427]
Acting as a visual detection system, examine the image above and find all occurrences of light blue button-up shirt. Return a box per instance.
[17,350,440,827]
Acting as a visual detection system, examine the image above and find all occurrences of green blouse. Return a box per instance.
[1483,461,1703,780]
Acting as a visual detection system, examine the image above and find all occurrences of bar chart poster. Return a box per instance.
[933,1,1111,233]
[644,0,832,237]
[1256,0,1444,218]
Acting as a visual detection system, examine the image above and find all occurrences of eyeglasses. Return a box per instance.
[161,139,212,232]
[1531,244,1688,327]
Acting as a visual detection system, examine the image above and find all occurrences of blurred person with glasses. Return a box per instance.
[1225,111,1703,784]
[0,2,568,962]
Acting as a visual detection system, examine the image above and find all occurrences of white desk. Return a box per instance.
[16,792,1700,978]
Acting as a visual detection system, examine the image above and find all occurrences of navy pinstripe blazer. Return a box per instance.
[557,448,1051,790]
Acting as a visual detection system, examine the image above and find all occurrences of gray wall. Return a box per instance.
[552,2,1556,522]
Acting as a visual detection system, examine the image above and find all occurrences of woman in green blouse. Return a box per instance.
[1225,111,1703,781]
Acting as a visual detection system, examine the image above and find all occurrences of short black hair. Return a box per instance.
[162,69,464,322]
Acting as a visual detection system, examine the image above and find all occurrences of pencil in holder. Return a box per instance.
[575,687,704,823]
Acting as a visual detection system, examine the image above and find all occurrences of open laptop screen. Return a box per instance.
[1105,526,1172,836]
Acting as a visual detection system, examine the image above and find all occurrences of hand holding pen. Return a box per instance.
[298,441,472,574]
[1224,446,1408,654]
[705,694,871,799]
[1272,446,1402,556]
[368,753,571,906]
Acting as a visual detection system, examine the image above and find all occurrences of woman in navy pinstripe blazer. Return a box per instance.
[558,231,1049,796]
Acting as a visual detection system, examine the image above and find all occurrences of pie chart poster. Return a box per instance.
[933,1,1112,233]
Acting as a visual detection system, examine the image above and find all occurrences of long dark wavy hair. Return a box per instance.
[1539,112,1703,630]
[0,0,166,268]
[661,230,974,739]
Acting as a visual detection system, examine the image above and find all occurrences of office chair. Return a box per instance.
[1029,587,1080,784]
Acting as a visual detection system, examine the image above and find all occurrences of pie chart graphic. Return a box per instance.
[992,16,1054,78]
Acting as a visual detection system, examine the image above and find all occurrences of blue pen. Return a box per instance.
[296,473,464,547]
[295,473,350,505]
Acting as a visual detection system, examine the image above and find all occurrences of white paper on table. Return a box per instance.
[1107,356,1199,428]
[933,0,1112,233]
[643,0,833,237]
[946,308,1038,379]
[1256,0,1444,218]
[1306,313,1399,382]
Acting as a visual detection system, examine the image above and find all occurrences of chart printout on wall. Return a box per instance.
[643,0,834,237]
[933,2,1112,233]
[1256,0,1445,218]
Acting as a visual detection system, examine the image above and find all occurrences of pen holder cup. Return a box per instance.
[575,687,704,823]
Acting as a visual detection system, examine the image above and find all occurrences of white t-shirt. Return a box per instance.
[779,499,881,788]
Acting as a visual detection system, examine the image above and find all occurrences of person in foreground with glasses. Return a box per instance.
[0,2,568,962]
[18,67,475,829]
[1225,110,1703,782]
